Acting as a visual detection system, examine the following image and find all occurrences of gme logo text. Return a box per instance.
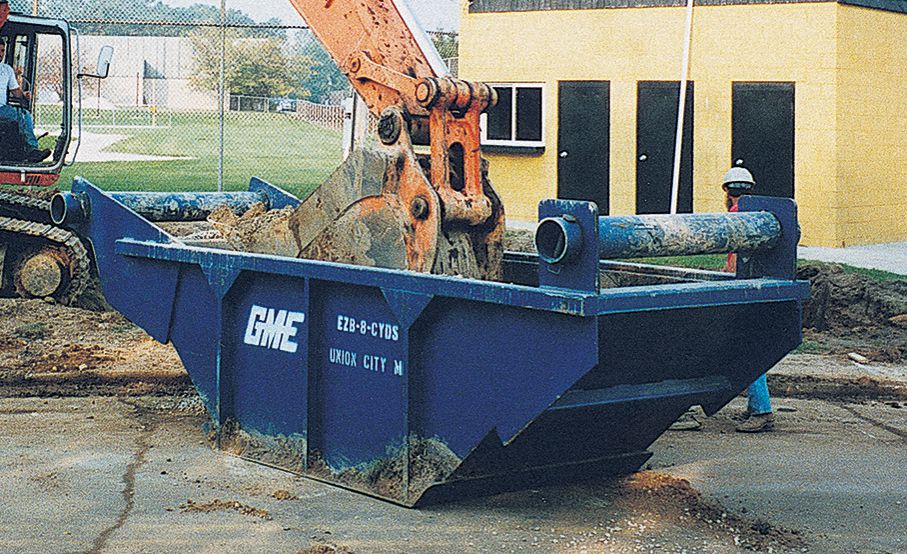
[243,304,306,353]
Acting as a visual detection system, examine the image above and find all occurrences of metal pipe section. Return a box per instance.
[536,212,781,262]
[51,190,269,226]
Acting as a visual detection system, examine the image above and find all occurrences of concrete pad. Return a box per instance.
[798,242,907,276]
[71,131,192,163]
[653,397,907,554]
[1,395,905,553]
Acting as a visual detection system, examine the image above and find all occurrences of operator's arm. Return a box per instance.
[3,64,21,98]
[10,66,28,100]
[7,85,25,99]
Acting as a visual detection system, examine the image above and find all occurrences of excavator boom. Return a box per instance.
[288,0,446,114]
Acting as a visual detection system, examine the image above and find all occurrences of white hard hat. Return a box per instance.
[722,167,755,195]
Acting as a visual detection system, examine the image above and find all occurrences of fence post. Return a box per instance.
[342,93,369,159]
[217,0,226,192]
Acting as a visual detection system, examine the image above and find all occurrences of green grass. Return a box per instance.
[800,261,906,282]
[622,254,727,271]
[620,255,906,282]
[793,339,830,355]
[45,109,343,200]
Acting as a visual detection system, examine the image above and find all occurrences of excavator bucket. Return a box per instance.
[209,145,505,281]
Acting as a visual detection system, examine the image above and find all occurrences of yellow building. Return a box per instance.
[460,0,907,247]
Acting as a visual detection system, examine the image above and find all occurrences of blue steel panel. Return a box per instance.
[590,278,810,314]
[309,281,409,468]
[248,177,302,210]
[167,265,220,416]
[409,298,598,458]
[226,272,309,436]
[115,238,597,315]
[71,178,178,343]
[739,196,799,280]
[115,238,809,316]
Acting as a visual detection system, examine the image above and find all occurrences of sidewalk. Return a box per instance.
[798,242,907,275]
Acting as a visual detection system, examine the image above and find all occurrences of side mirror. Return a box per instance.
[95,45,113,79]
[78,45,113,79]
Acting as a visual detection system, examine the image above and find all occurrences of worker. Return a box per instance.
[0,35,51,163]
[722,166,775,433]
[669,167,775,433]
[0,0,8,29]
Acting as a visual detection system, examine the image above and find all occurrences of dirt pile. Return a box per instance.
[208,203,298,257]
[309,436,461,503]
[618,472,807,552]
[0,298,190,397]
[293,545,355,554]
[179,498,271,519]
[798,263,907,361]
[24,343,116,373]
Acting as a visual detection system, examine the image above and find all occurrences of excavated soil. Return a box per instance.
[0,298,191,398]
[207,203,298,256]
[798,263,907,361]
[308,437,462,502]
[615,471,807,552]
[179,498,271,520]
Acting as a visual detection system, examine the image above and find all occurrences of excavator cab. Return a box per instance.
[0,14,73,185]
[0,14,111,187]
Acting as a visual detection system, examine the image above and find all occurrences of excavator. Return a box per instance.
[5,0,501,306]
[0,8,111,303]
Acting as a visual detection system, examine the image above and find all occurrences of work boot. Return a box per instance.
[668,407,703,431]
[735,412,775,433]
[26,148,51,163]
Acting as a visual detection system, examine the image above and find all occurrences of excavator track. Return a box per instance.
[0,192,91,304]
[0,191,54,222]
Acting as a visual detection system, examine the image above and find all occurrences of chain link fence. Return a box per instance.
[6,0,457,200]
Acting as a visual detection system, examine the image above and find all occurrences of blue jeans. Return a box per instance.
[748,373,772,415]
[0,104,38,149]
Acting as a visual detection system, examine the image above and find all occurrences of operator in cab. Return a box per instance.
[0,4,51,163]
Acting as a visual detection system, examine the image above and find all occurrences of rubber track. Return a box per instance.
[0,193,90,303]
[0,190,53,222]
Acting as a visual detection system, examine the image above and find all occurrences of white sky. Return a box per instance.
[165,0,460,32]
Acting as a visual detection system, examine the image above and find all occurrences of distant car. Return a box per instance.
[277,99,297,112]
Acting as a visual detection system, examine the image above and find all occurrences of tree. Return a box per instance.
[290,33,348,104]
[190,28,301,98]
[429,32,458,61]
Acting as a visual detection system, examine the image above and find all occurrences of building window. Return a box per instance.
[481,83,545,148]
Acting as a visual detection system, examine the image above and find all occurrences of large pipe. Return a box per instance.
[536,212,782,263]
[51,190,271,227]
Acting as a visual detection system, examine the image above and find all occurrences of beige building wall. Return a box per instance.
[460,3,859,246]
[836,5,907,246]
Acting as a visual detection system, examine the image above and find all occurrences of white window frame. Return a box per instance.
[480,82,546,148]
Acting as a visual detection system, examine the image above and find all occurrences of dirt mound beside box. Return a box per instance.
[798,263,907,361]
